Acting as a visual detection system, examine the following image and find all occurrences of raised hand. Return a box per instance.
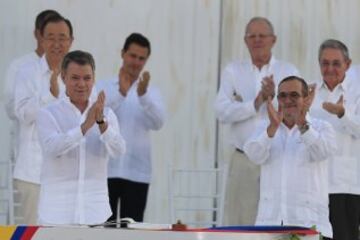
[137,71,150,96]
[322,95,345,118]
[50,68,60,98]
[119,67,132,97]
[81,101,97,135]
[95,91,106,122]
[81,91,107,135]
[304,83,316,111]
[266,96,283,137]
[261,75,275,100]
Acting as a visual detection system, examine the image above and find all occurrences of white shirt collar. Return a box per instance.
[250,55,276,72]
[39,55,52,75]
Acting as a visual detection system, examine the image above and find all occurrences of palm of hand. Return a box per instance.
[137,71,150,96]
[322,95,344,116]
[267,99,283,127]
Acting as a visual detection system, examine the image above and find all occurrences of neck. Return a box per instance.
[73,100,89,113]
[46,55,61,71]
[35,44,44,57]
[325,80,343,92]
[283,119,295,129]
[252,53,271,70]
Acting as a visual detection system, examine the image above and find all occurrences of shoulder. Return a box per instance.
[308,116,333,131]
[16,58,41,79]
[95,77,117,92]
[273,58,298,71]
[43,99,65,113]
[224,59,249,71]
[10,52,38,67]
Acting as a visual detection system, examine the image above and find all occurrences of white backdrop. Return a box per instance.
[1,0,360,224]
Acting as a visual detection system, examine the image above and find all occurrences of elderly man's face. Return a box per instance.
[277,80,305,125]
[41,21,73,62]
[319,48,351,90]
[63,62,94,106]
[244,20,276,59]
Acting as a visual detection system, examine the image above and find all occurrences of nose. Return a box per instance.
[77,79,86,87]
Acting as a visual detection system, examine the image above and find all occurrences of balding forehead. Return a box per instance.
[245,17,274,34]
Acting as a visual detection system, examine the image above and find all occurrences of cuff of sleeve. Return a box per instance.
[259,130,273,147]
[112,93,126,109]
[99,124,117,142]
[244,100,257,116]
[139,93,151,106]
[72,126,84,140]
[40,90,57,105]
[338,109,351,126]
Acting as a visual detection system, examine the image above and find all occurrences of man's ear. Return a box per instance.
[345,59,352,71]
[61,70,66,82]
[272,35,277,45]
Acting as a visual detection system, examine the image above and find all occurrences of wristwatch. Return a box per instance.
[96,118,106,125]
[298,121,310,134]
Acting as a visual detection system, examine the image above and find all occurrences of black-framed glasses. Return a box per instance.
[277,91,302,101]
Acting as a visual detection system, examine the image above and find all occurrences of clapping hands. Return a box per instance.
[81,91,106,135]
[323,95,345,118]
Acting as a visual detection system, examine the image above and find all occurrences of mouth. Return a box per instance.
[283,105,297,109]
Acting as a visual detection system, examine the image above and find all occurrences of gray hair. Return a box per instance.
[318,39,350,61]
[245,17,275,35]
[61,50,95,72]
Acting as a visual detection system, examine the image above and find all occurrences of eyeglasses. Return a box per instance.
[320,60,344,69]
[245,33,273,40]
[44,37,71,44]
[277,91,302,101]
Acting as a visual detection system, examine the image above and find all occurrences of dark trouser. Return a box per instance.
[329,193,360,240]
[108,178,149,222]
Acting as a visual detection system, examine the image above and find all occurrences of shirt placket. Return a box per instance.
[75,113,87,224]
[279,128,292,223]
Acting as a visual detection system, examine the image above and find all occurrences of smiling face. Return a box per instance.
[62,62,94,108]
[121,43,149,80]
[41,20,73,65]
[319,48,351,91]
[244,19,276,61]
[277,80,306,126]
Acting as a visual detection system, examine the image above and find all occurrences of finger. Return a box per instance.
[338,95,344,104]
[322,102,332,112]
[142,71,150,82]
[99,91,105,101]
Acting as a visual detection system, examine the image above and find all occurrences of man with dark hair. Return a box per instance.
[5,10,60,119]
[310,39,360,240]
[244,76,335,239]
[215,16,299,225]
[37,50,125,225]
[13,13,73,224]
[97,33,165,222]
[3,9,60,224]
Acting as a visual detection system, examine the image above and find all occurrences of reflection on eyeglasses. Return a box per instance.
[320,60,344,68]
[245,33,273,40]
[277,91,302,101]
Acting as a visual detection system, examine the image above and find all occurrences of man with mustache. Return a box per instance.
[244,76,335,239]
[310,39,360,240]
[215,17,299,225]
